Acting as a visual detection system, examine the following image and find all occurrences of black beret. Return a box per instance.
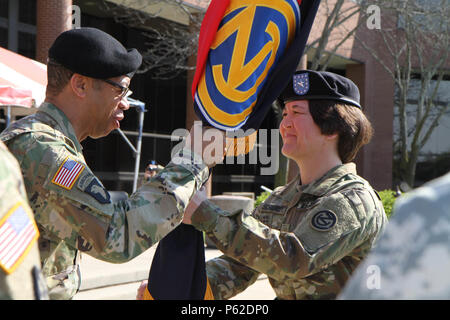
[280,70,361,108]
[48,27,142,79]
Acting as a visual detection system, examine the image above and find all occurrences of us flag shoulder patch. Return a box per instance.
[51,157,85,190]
[0,202,39,274]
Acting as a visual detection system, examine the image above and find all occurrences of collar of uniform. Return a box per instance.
[38,102,83,153]
[297,163,357,197]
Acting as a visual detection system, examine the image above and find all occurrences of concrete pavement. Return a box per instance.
[73,246,276,300]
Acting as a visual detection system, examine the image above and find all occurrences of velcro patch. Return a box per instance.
[0,202,39,274]
[83,178,111,204]
[260,203,286,212]
[310,210,337,231]
[52,157,85,190]
[293,73,310,95]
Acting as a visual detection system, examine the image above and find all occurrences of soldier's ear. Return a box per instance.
[325,132,339,141]
[70,74,88,98]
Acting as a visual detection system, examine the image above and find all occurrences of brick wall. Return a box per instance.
[307,0,394,189]
[36,0,72,64]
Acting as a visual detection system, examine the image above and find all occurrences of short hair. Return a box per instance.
[46,62,74,97]
[46,61,104,96]
[308,100,373,163]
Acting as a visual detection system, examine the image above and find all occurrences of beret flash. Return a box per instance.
[280,70,362,109]
[48,27,142,79]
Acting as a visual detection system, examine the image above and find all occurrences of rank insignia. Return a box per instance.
[52,157,85,190]
[293,72,309,95]
[311,210,337,231]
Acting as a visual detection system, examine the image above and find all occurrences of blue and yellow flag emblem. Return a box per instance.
[194,0,301,130]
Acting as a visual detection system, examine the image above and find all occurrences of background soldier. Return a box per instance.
[183,70,387,299]
[0,27,224,299]
[144,161,164,181]
[339,171,450,299]
[0,141,48,300]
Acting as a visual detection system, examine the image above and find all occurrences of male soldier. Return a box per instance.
[0,27,224,299]
[183,70,387,299]
[0,141,48,300]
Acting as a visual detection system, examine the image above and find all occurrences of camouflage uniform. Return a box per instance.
[191,163,387,299]
[0,103,209,299]
[0,141,48,300]
[339,172,450,299]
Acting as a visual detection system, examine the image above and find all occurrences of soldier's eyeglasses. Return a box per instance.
[101,79,132,99]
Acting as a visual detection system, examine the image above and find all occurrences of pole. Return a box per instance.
[115,97,146,193]
[128,97,146,193]
[133,108,145,193]
[6,106,11,128]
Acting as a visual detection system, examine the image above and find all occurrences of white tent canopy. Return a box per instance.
[0,47,46,106]
[0,47,47,126]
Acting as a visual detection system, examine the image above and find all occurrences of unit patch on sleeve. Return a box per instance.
[84,178,111,204]
[310,210,338,231]
[51,157,85,190]
[0,202,39,274]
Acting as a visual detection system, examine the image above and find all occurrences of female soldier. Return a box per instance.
[183,70,387,300]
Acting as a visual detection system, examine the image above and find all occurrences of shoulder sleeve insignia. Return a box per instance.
[310,210,338,231]
[84,178,111,204]
[51,157,85,190]
[0,202,39,274]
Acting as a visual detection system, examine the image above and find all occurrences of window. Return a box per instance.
[18,31,35,58]
[397,0,447,33]
[0,0,8,19]
[0,27,7,47]
[18,0,36,25]
[0,0,36,57]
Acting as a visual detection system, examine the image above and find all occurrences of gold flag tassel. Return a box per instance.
[225,130,258,157]
[143,279,214,300]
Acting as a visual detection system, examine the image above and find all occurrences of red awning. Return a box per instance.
[0,47,47,108]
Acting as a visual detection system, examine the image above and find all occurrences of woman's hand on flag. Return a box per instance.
[136,280,148,300]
